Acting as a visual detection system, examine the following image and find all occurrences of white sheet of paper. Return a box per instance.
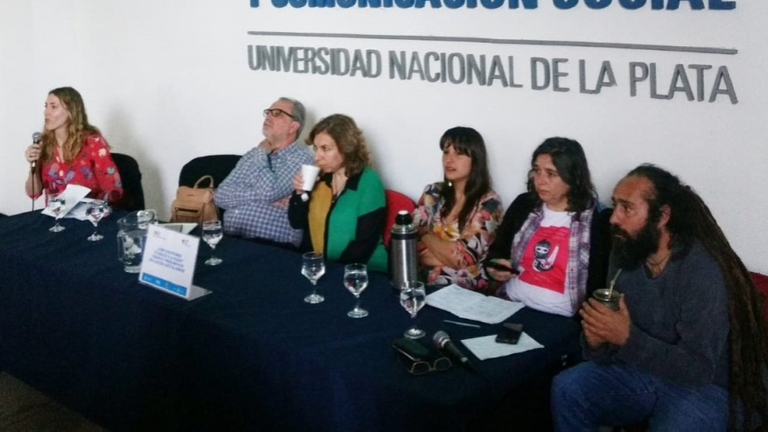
[139,224,211,301]
[42,184,91,219]
[461,333,544,361]
[426,284,524,324]
[66,198,95,221]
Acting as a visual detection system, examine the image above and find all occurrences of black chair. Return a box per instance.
[112,153,146,212]
[178,155,241,220]
[178,155,241,188]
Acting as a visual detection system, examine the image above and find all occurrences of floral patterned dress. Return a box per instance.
[34,133,123,204]
[413,183,503,291]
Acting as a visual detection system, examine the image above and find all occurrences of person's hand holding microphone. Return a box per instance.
[26,132,43,173]
[25,132,44,210]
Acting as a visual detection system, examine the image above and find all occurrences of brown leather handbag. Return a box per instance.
[169,175,218,224]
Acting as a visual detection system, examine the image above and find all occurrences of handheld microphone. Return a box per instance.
[30,132,42,172]
[433,330,471,366]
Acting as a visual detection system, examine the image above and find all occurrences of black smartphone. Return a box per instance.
[393,338,431,361]
[485,261,518,274]
[495,323,523,345]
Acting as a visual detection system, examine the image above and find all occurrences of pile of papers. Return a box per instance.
[425,284,544,360]
[41,185,91,221]
[425,284,524,324]
[461,333,545,360]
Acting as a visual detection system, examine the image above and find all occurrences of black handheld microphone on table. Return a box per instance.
[433,330,475,370]
[434,331,489,382]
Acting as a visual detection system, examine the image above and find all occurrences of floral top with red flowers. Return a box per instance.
[32,133,123,204]
[413,182,503,291]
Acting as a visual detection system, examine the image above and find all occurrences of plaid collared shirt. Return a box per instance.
[215,142,313,245]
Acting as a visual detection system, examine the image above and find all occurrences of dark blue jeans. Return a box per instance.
[551,361,728,431]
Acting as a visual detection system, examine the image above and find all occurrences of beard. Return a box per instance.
[612,219,661,269]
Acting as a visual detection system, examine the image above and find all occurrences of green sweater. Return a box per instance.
[288,167,388,273]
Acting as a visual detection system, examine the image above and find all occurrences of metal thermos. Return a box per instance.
[390,210,418,292]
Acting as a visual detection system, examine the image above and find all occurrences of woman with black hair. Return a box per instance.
[413,127,503,291]
[485,137,611,317]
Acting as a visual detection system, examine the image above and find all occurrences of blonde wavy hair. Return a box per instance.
[39,87,104,163]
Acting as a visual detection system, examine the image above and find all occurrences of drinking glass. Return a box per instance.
[343,263,369,318]
[48,192,66,232]
[400,281,426,339]
[301,252,325,304]
[202,220,223,266]
[85,200,110,241]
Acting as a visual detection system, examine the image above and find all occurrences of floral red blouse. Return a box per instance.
[31,133,123,204]
[413,182,503,291]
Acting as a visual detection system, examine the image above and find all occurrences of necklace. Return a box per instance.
[646,252,671,277]
[331,174,347,198]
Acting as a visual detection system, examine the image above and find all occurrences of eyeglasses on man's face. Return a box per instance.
[263,108,296,121]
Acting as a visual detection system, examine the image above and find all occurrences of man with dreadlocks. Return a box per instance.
[551,164,768,431]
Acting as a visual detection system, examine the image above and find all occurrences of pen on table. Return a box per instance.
[443,319,481,328]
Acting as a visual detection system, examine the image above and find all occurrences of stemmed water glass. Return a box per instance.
[343,263,369,318]
[48,192,66,232]
[202,220,223,266]
[400,281,426,339]
[301,252,325,304]
[85,200,110,241]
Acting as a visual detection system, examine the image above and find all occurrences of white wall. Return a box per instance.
[2,0,766,273]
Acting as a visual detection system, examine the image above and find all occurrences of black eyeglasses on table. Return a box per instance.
[263,108,296,120]
[404,356,452,375]
[394,345,452,375]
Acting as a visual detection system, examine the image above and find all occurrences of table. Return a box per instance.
[0,211,581,431]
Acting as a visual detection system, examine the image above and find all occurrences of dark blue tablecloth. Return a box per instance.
[0,211,581,431]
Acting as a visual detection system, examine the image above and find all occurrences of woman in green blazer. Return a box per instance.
[288,114,388,273]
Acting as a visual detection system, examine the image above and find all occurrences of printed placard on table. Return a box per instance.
[139,224,211,301]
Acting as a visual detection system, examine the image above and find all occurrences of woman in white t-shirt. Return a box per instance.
[484,138,612,317]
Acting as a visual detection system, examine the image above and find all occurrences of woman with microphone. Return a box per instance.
[24,87,123,204]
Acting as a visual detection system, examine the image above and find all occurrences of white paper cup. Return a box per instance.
[301,165,320,191]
